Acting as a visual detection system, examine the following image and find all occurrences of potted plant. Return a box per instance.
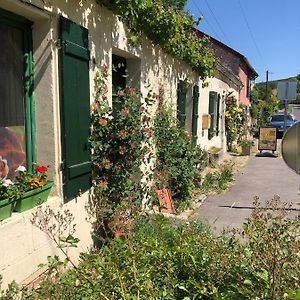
[0,179,21,221]
[239,139,254,156]
[13,165,53,212]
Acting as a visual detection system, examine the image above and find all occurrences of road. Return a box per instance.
[191,150,300,233]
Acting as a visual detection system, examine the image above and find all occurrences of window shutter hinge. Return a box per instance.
[60,161,65,171]
[55,39,66,49]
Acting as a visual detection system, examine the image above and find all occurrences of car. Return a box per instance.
[269,113,296,138]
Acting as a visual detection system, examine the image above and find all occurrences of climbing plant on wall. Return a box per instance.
[89,66,154,237]
[97,0,216,79]
[224,94,246,151]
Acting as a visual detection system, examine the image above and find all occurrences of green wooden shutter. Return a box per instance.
[208,91,216,140]
[216,94,221,136]
[192,85,199,144]
[177,81,187,128]
[60,16,91,201]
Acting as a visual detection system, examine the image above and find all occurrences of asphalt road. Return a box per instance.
[192,150,300,233]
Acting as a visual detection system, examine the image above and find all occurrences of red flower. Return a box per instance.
[35,165,47,173]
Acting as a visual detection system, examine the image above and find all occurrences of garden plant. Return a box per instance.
[1,197,300,299]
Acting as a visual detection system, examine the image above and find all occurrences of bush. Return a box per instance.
[153,104,208,208]
[89,69,154,238]
[201,161,234,193]
[15,197,300,299]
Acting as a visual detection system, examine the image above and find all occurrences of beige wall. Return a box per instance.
[198,78,239,152]
[0,0,238,287]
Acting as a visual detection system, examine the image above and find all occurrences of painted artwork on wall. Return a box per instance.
[0,127,26,180]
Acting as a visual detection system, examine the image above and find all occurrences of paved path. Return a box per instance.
[192,152,300,233]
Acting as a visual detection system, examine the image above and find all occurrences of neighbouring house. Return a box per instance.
[202,32,258,112]
[0,0,208,287]
[0,0,257,287]
[194,30,257,156]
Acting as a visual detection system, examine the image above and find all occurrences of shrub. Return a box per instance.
[201,161,234,193]
[3,197,300,299]
[89,69,154,238]
[153,104,208,208]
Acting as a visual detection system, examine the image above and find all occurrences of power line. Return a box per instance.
[237,0,267,69]
[203,0,232,47]
[191,0,223,41]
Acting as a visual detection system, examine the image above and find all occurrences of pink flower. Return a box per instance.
[119,145,127,154]
[117,90,125,97]
[128,87,136,95]
[119,129,127,138]
[103,64,109,73]
[121,108,129,115]
[99,118,108,126]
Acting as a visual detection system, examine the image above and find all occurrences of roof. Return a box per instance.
[195,29,258,80]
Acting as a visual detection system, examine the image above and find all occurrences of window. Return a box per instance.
[112,54,127,111]
[208,91,220,139]
[177,80,187,128]
[0,9,35,180]
[246,78,251,98]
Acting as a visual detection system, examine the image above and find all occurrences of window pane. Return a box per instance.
[0,23,26,179]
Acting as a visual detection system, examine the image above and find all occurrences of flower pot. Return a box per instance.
[241,145,251,156]
[14,181,54,212]
[0,198,15,221]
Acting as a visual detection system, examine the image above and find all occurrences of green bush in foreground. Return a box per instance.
[1,198,300,300]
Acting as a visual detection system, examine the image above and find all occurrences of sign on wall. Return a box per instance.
[258,127,277,151]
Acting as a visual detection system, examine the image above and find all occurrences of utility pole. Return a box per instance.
[265,70,269,101]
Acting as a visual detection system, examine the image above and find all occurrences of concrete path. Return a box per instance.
[191,152,300,233]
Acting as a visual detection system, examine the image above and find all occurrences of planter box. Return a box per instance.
[0,198,15,221]
[241,145,251,156]
[14,181,54,212]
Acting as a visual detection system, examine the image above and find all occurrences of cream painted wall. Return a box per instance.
[198,77,239,152]
[0,0,238,287]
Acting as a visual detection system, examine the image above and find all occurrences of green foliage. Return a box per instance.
[201,161,234,193]
[238,139,254,147]
[18,197,300,299]
[224,94,246,151]
[250,85,279,135]
[89,68,154,236]
[0,165,49,201]
[153,104,208,207]
[97,0,216,79]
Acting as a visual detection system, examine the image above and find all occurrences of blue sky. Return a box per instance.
[186,0,300,83]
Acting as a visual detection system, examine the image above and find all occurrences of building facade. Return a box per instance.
[0,0,256,287]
